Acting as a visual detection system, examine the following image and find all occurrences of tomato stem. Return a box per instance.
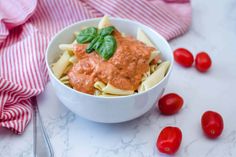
[211,130,215,135]
[165,147,170,152]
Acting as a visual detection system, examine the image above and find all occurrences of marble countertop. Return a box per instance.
[1,0,236,157]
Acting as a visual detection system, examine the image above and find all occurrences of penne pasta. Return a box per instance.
[52,51,71,78]
[137,28,160,63]
[137,28,155,47]
[63,64,72,74]
[94,89,120,97]
[59,44,74,51]
[103,83,134,95]
[141,67,151,81]
[69,56,78,63]
[60,75,69,82]
[61,80,70,84]
[149,51,160,63]
[94,89,102,96]
[98,15,112,29]
[94,81,106,91]
[150,64,158,73]
[94,81,134,95]
[72,39,77,45]
[138,61,170,92]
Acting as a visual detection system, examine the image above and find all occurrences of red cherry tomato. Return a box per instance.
[158,93,184,115]
[195,52,212,72]
[201,111,224,139]
[156,126,182,155]
[173,48,194,67]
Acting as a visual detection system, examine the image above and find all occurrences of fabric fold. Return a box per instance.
[82,0,191,40]
[0,0,37,45]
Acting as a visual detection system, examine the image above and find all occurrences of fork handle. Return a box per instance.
[32,96,54,157]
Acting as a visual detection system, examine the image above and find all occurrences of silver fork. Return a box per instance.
[32,96,54,157]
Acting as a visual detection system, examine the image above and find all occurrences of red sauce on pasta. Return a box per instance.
[68,30,155,94]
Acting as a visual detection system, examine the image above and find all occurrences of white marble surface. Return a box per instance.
[1,0,236,156]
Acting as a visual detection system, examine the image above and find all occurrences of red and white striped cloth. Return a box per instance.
[0,0,191,134]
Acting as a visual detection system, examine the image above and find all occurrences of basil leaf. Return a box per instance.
[81,26,117,59]
[93,36,104,50]
[97,35,116,60]
[86,36,104,53]
[77,27,97,44]
[86,36,100,53]
[98,26,115,37]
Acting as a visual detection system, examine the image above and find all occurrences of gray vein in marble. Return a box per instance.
[205,131,236,157]
[18,145,33,157]
[183,138,200,156]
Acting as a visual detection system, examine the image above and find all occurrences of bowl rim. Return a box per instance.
[45,17,173,99]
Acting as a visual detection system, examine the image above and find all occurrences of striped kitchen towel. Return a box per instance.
[0,0,191,134]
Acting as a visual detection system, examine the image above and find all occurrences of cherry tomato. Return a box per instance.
[156,126,182,155]
[201,111,224,139]
[158,93,184,115]
[173,48,194,67]
[195,52,212,72]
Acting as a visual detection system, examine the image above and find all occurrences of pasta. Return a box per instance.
[137,28,155,47]
[137,28,160,63]
[149,51,160,63]
[141,67,151,81]
[150,64,158,73]
[60,75,69,82]
[52,51,71,78]
[98,15,112,29]
[138,61,170,92]
[103,83,133,95]
[52,16,170,97]
[69,56,77,63]
[59,44,73,51]
[62,64,73,74]
[94,81,134,95]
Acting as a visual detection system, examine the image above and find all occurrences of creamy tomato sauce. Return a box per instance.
[68,30,155,94]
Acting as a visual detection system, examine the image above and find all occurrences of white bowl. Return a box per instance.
[46,17,173,123]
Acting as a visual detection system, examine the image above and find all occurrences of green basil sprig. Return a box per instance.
[98,26,115,37]
[76,27,97,43]
[77,26,116,60]
[97,35,116,60]
[86,36,100,53]
[86,36,104,53]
